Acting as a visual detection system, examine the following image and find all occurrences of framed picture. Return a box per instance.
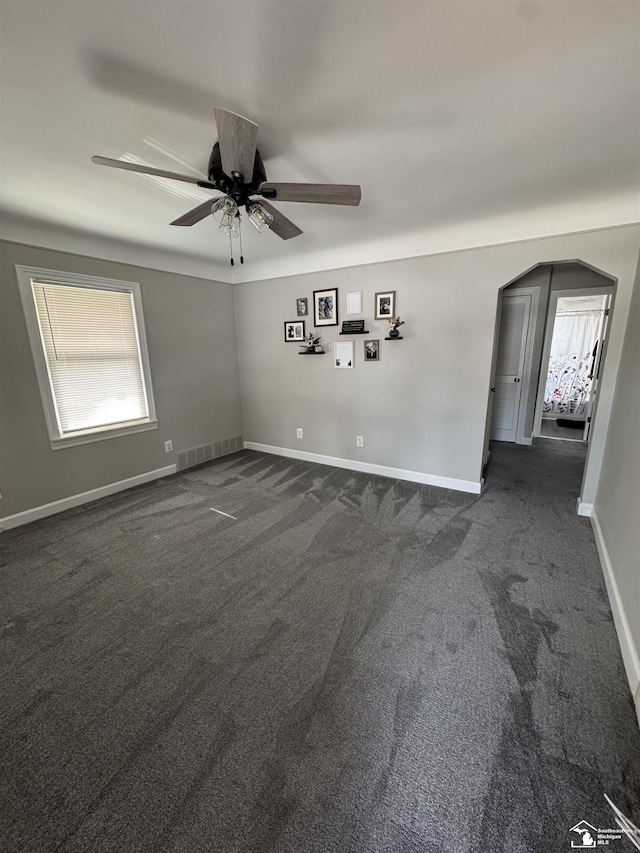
[334,340,354,368]
[375,290,396,320]
[313,288,338,327]
[284,320,305,342]
[296,297,308,317]
[346,291,362,315]
[364,339,379,362]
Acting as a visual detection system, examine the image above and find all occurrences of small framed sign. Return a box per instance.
[375,290,396,320]
[284,320,305,342]
[340,320,366,335]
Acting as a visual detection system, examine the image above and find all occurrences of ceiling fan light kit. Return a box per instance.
[247,203,273,233]
[211,196,240,238]
[93,107,361,264]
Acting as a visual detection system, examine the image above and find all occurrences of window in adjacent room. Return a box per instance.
[17,266,157,449]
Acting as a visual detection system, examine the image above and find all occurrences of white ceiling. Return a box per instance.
[1,0,639,284]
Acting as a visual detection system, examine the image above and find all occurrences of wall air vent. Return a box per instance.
[176,435,243,472]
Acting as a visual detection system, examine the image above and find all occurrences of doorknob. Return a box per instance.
[514,377,521,383]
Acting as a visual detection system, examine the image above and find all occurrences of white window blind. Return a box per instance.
[31,281,150,435]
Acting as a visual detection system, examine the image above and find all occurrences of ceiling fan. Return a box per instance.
[92,107,362,262]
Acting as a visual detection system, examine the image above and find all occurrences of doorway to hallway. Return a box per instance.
[483,260,617,510]
[487,262,615,450]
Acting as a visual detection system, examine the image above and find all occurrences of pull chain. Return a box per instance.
[229,226,234,266]
[239,215,244,264]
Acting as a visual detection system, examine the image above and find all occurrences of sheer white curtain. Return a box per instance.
[544,298,604,418]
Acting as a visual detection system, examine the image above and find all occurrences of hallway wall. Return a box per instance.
[593,247,640,720]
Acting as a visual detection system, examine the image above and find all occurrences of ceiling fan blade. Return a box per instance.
[259,182,361,206]
[170,198,217,227]
[258,200,303,240]
[92,155,215,187]
[214,108,258,183]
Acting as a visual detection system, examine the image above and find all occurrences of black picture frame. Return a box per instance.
[296,297,308,317]
[313,288,339,327]
[284,320,305,342]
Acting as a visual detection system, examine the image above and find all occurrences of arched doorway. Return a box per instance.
[482,260,617,504]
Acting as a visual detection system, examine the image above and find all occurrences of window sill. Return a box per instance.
[50,420,159,450]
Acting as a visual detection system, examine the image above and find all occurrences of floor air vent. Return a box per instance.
[176,435,243,472]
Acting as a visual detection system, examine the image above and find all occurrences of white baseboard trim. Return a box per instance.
[243,442,482,494]
[577,500,594,517]
[517,437,534,446]
[591,510,640,727]
[0,465,177,531]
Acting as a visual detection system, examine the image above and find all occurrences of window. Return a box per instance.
[17,266,157,449]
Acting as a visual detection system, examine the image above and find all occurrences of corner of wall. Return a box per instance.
[590,511,640,726]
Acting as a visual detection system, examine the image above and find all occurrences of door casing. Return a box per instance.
[532,286,614,440]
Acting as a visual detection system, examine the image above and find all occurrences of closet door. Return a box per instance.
[491,293,531,442]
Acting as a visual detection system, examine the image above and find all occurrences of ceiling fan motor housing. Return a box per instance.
[208,142,266,203]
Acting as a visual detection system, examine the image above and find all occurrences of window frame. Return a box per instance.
[16,265,158,450]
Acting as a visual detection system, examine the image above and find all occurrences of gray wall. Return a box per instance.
[1,225,638,518]
[0,240,242,517]
[594,249,640,708]
[235,226,640,495]
[550,263,617,292]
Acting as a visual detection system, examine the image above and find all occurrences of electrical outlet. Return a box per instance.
[164,440,173,452]
[356,435,364,447]
[296,428,303,439]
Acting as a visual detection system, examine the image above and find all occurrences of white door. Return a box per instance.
[491,293,531,442]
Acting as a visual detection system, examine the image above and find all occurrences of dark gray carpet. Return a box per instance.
[1,441,639,852]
